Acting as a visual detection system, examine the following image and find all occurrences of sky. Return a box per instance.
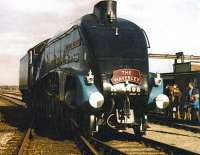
[0,0,200,85]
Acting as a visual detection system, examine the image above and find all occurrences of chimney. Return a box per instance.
[93,0,117,23]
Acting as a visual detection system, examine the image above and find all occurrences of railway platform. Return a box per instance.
[140,123,200,154]
[149,113,200,133]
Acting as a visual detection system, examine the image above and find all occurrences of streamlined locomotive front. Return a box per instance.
[81,2,149,133]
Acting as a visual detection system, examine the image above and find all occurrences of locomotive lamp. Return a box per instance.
[155,94,169,109]
[89,92,104,108]
[148,72,170,110]
[154,73,162,86]
[86,70,94,84]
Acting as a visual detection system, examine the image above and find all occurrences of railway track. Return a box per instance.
[2,93,22,101]
[17,118,80,155]
[0,93,26,108]
[17,120,33,155]
[91,137,163,155]
[0,93,22,101]
[4,91,22,97]
[0,96,30,155]
[103,131,199,155]
[71,119,164,154]
[71,119,199,155]
[0,121,24,155]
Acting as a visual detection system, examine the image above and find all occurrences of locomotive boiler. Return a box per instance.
[19,0,168,137]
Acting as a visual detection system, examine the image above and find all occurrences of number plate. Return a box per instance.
[111,69,142,85]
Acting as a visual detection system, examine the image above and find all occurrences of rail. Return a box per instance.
[114,131,200,155]
[17,118,34,155]
[79,127,199,155]
[91,137,125,155]
[0,93,26,108]
[1,93,22,101]
[140,136,199,155]
[17,127,32,155]
[71,119,163,155]
[98,130,199,154]
[70,119,100,155]
[70,119,125,154]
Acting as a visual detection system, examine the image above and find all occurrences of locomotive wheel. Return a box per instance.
[64,79,78,135]
[133,125,142,138]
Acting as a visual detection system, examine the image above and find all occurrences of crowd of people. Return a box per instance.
[165,82,200,124]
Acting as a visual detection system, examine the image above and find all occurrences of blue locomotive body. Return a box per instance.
[19,1,168,136]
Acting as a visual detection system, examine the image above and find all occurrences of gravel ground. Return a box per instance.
[139,123,200,154]
[0,97,30,154]
[0,131,23,155]
[23,135,80,155]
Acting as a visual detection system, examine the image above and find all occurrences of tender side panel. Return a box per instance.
[19,54,29,94]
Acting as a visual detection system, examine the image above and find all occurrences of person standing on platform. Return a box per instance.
[165,84,174,118]
[188,82,200,123]
[172,84,182,119]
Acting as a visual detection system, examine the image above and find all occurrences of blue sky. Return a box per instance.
[0,0,200,85]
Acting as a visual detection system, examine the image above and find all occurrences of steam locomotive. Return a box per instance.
[19,0,168,136]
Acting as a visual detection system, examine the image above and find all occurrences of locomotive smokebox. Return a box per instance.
[94,0,117,22]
